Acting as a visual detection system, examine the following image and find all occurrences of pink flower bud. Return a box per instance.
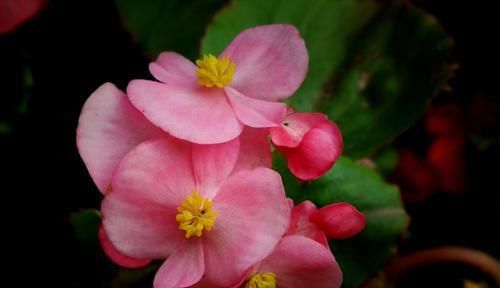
[270,112,343,180]
[310,203,366,239]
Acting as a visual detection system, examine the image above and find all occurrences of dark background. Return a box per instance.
[1,0,498,287]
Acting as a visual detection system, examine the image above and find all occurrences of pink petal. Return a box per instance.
[98,225,151,268]
[102,138,196,259]
[278,121,343,180]
[287,201,328,248]
[153,239,205,288]
[310,203,366,240]
[76,83,164,193]
[149,52,198,88]
[128,80,243,144]
[225,86,287,127]
[0,0,45,34]
[231,128,272,175]
[258,235,342,288]
[203,168,291,287]
[221,24,308,101]
[192,138,240,199]
[270,112,328,148]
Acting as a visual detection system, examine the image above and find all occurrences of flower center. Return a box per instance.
[245,272,277,288]
[176,190,217,238]
[195,54,236,88]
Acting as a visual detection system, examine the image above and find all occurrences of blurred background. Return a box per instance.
[1,0,498,287]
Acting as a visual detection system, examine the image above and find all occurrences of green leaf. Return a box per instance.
[70,209,101,248]
[202,0,453,158]
[280,156,408,288]
[372,144,399,179]
[115,0,226,60]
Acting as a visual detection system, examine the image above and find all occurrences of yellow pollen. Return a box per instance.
[176,190,217,238]
[245,272,277,288]
[195,54,236,88]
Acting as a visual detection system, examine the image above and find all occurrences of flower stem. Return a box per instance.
[385,246,500,286]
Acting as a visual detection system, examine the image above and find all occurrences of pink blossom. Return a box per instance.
[127,24,308,144]
[270,112,343,180]
[288,201,365,241]
[76,83,270,194]
[0,0,45,34]
[101,137,291,287]
[77,84,273,271]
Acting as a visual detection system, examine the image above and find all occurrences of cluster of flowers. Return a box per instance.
[77,24,365,288]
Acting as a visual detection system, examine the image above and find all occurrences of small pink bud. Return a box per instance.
[310,203,366,239]
[270,112,343,180]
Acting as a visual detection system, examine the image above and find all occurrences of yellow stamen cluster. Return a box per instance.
[176,190,217,238]
[245,272,277,288]
[196,54,236,88]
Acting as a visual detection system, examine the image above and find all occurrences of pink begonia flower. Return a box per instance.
[101,137,291,287]
[98,225,151,269]
[288,201,365,242]
[270,112,343,181]
[0,0,45,34]
[235,235,343,288]
[76,83,270,194]
[127,24,308,144]
[77,83,272,270]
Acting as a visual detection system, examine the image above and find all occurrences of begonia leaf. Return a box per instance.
[202,0,453,158]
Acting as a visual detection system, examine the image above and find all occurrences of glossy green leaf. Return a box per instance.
[202,0,453,158]
[278,156,408,287]
[115,0,226,60]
